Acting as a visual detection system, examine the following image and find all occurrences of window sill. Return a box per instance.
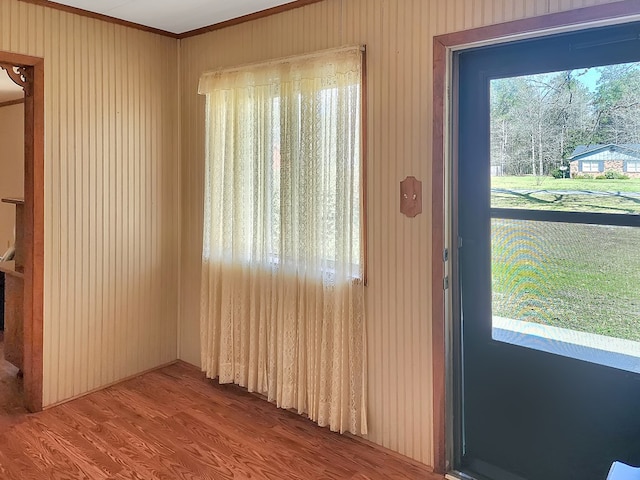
[492,316,640,375]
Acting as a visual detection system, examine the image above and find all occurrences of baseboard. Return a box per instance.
[183,362,434,474]
[344,432,436,473]
[43,360,179,410]
[175,359,201,372]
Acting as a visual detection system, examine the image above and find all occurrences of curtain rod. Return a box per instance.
[199,45,365,78]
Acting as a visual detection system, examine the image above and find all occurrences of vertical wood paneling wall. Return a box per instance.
[0,0,180,407]
[178,0,617,466]
[0,0,621,468]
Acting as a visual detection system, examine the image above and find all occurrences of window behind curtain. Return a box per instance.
[197,47,368,435]
[198,47,365,282]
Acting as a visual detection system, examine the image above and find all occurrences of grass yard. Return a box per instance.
[484,176,640,341]
[492,217,640,342]
[492,175,640,193]
[491,176,640,214]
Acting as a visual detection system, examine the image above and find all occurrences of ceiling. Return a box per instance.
[1,1,300,104]
[51,0,299,34]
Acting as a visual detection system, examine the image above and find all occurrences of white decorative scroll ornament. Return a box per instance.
[0,63,32,97]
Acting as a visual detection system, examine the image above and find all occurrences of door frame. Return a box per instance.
[431,0,640,474]
[0,51,44,412]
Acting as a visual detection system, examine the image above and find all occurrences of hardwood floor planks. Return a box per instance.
[0,362,442,479]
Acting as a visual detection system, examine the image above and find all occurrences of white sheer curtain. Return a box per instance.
[198,47,367,435]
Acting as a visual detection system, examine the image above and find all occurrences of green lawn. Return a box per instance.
[492,175,640,193]
[491,176,640,214]
[490,178,640,342]
[493,220,640,342]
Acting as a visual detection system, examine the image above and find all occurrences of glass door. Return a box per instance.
[456,21,640,480]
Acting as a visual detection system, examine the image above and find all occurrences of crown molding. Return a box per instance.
[17,0,325,39]
[17,0,179,37]
[178,0,324,39]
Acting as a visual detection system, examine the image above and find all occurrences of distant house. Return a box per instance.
[569,144,640,178]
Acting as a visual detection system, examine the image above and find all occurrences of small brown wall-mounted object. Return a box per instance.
[400,176,422,217]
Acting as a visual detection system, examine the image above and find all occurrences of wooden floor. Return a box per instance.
[0,331,27,428]
[0,362,442,479]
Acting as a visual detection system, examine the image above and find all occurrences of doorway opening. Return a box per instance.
[0,52,44,415]
[432,2,640,479]
[0,66,26,419]
[455,27,640,476]
[489,63,640,375]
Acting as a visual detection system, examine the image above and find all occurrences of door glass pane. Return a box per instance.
[491,219,640,372]
[490,62,640,214]
[489,63,640,371]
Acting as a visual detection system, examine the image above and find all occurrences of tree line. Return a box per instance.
[490,62,640,176]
